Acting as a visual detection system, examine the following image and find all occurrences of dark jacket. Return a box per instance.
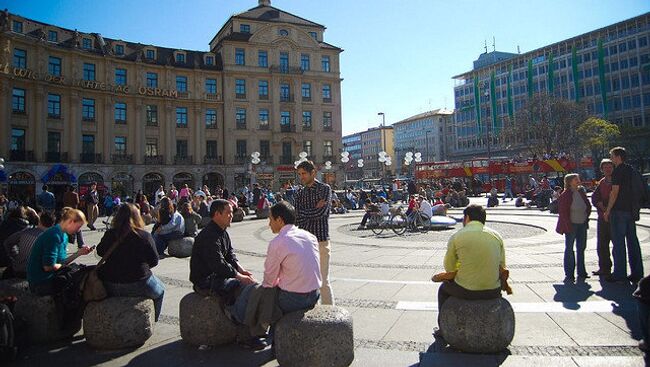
[0,217,30,267]
[189,221,239,287]
[555,188,591,235]
[97,228,159,283]
[591,177,612,220]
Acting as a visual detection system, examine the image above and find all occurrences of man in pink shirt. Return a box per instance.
[263,201,322,313]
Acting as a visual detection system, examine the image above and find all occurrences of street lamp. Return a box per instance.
[378,112,387,182]
[482,83,492,182]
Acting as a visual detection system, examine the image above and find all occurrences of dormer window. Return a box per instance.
[145,48,156,60]
[48,30,58,42]
[12,20,23,33]
[309,32,318,40]
[175,52,186,63]
[82,38,93,49]
[278,29,289,37]
[205,54,215,66]
[114,44,125,56]
[240,24,251,34]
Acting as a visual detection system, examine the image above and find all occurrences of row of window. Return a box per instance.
[236,22,319,40]
[235,79,332,101]
[234,109,333,130]
[235,49,331,72]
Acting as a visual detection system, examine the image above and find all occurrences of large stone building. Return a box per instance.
[0,0,343,204]
[448,12,650,165]
[360,125,394,180]
[341,131,362,182]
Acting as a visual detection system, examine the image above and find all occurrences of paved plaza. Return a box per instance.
[9,198,650,367]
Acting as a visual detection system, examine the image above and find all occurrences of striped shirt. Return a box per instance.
[4,227,45,274]
[295,180,332,241]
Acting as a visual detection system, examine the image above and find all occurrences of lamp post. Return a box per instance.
[378,112,386,182]
[482,83,492,182]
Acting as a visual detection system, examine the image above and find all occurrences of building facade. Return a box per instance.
[341,131,362,181]
[0,0,343,204]
[392,109,453,177]
[359,126,394,180]
[449,13,650,163]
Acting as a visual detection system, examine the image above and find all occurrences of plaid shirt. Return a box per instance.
[295,180,332,241]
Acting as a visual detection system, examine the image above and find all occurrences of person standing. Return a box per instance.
[591,159,614,276]
[295,161,333,305]
[504,176,514,202]
[556,173,591,282]
[37,185,56,213]
[84,182,99,230]
[604,146,644,283]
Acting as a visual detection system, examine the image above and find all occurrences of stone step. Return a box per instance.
[419,352,645,367]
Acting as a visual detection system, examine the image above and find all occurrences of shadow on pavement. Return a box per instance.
[552,279,594,310]
[595,279,641,340]
[419,336,510,367]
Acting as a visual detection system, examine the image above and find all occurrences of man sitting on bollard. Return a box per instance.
[263,201,322,314]
[434,204,506,339]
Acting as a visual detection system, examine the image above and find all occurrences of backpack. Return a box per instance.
[630,167,649,220]
[0,302,17,362]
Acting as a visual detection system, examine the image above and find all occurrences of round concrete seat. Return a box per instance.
[439,296,515,353]
[255,207,270,219]
[14,292,81,343]
[275,306,354,367]
[179,292,237,346]
[83,297,155,350]
[232,208,245,222]
[0,278,30,297]
[429,215,457,228]
[168,237,194,258]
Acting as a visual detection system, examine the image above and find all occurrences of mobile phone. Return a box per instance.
[89,245,96,250]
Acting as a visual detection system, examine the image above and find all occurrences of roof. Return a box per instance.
[393,109,455,126]
[233,5,325,29]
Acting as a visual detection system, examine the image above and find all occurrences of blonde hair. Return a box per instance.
[60,207,87,224]
[563,173,580,190]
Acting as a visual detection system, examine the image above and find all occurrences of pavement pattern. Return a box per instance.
[8,197,650,367]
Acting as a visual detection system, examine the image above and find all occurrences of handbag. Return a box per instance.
[82,236,122,302]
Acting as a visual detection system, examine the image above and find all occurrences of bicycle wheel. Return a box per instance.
[369,214,384,235]
[390,213,407,235]
[414,214,429,233]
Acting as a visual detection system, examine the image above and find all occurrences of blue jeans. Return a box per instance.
[153,231,184,255]
[504,188,514,200]
[564,222,588,278]
[278,289,320,314]
[227,283,256,324]
[610,210,643,280]
[104,274,166,322]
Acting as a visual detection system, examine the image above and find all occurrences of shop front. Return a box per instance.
[41,164,77,209]
[8,171,36,206]
[143,172,165,200]
[173,172,195,191]
[78,172,106,197]
[203,172,225,192]
[277,166,297,189]
[112,172,135,198]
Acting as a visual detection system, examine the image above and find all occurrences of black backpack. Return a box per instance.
[0,302,17,362]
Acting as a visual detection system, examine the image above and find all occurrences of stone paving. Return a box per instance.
[7,198,650,367]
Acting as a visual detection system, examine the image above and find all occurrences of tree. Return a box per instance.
[576,117,620,174]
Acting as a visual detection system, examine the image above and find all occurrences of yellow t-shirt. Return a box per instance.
[443,221,506,291]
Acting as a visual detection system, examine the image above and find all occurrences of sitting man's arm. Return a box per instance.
[262,241,282,288]
[443,238,458,273]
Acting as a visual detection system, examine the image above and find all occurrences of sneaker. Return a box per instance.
[238,337,267,351]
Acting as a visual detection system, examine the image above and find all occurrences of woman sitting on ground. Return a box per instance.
[152,197,185,257]
[180,202,202,237]
[97,203,165,321]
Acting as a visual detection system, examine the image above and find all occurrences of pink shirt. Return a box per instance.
[263,225,322,293]
[179,188,190,198]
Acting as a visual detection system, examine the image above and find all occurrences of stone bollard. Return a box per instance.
[439,296,515,353]
[232,208,245,222]
[275,306,354,367]
[168,237,195,258]
[0,278,30,298]
[179,292,237,346]
[14,293,81,343]
[83,297,155,350]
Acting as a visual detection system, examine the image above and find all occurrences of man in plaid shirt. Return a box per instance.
[295,161,334,305]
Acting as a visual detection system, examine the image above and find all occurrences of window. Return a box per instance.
[48,56,61,76]
[236,140,247,157]
[114,137,127,154]
[82,135,95,154]
[280,52,289,72]
[280,83,290,101]
[322,56,330,72]
[176,140,188,157]
[13,49,26,69]
[83,63,95,81]
[176,107,188,127]
[235,48,245,65]
[82,38,92,49]
[82,98,95,120]
[303,140,312,156]
[115,44,124,55]
[11,129,25,151]
[146,72,158,88]
[115,68,127,85]
[281,111,291,128]
[240,24,250,33]
[323,112,332,130]
[205,55,214,65]
[236,108,247,128]
[47,94,61,118]
[48,132,61,154]
[301,54,310,71]
[176,53,185,63]
[146,138,158,157]
[301,83,311,100]
[12,20,23,33]
[302,111,312,129]
[12,88,25,113]
[260,140,270,158]
[146,105,158,126]
[146,49,155,59]
[235,79,246,98]
[309,32,317,40]
[278,29,289,36]
[176,76,187,92]
[323,140,333,156]
[259,109,269,128]
[258,80,269,99]
[322,84,332,101]
[114,102,127,123]
[205,78,217,94]
[282,142,292,162]
[258,50,268,67]
[48,30,58,42]
[640,37,648,47]
[206,140,218,158]
[206,109,217,128]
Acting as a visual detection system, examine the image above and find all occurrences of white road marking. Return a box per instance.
[395,300,628,313]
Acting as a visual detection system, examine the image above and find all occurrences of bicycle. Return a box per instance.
[406,210,430,233]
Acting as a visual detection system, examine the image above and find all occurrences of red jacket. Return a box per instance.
[555,188,591,235]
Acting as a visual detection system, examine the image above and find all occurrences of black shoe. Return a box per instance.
[563,277,575,283]
[577,274,591,279]
[592,270,611,276]
[238,337,267,351]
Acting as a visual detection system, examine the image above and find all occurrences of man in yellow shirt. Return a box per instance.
[436,205,505,335]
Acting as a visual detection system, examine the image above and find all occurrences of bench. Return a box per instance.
[275,305,354,367]
[83,297,155,350]
[439,296,515,353]
[179,292,237,346]
[14,292,81,343]
[168,237,194,258]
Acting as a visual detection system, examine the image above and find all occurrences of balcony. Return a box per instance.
[302,125,312,132]
[80,153,102,164]
[260,155,273,164]
[280,94,294,103]
[302,96,312,102]
[235,93,247,100]
[280,155,293,165]
[205,93,221,101]
[174,155,193,165]
[322,155,335,163]
[280,124,296,133]
[9,150,35,162]
[236,123,247,130]
[144,155,164,165]
[258,124,270,131]
[235,155,248,164]
[323,97,332,103]
[47,113,61,119]
[204,156,224,165]
[45,152,69,163]
[270,65,304,75]
[112,154,133,165]
[178,91,189,99]
[323,125,333,132]
[258,94,269,101]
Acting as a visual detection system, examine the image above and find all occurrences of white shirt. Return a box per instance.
[419,200,433,218]
[380,202,390,216]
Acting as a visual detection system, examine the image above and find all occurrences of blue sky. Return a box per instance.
[3,0,648,134]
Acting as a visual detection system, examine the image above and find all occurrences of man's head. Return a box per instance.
[42,185,48,192]
[609,146,626,166]
[90,182,97,190]
[269,201,296,234]
[463,204,486,226]
[39,211,56,228]
[296,161,317,186]
[600,158,614,177]
[210,199,233,229]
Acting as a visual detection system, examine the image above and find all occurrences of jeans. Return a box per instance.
[596,218,612,274]
[153,231,184,255]
[564,222,588,278]
[227,283,256,324]
[504,188,514,200]
[610,210,644,280]
[104,274,166,322]
[278,289,320,314]
[639,300,650,343]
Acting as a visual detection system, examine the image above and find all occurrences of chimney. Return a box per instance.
[259,0,271,6]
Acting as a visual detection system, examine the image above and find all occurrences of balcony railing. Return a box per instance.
[280,124,296,133]
[47,113,61,119]
[258,94,269,100]
[174,155,193,165]
[302,125,312,132]
[280,94,294,102]
[9,150,35,162]
[323,125,333,132]
[236,123,247,130]
[112,154,133,165]
[323,97,332,103]
[258,124,270,130]
[322,155,334,162]
[144,155,164,165]
[45,152,69,163]
[260,155,273,164]
[235,155,248,164]
[280,156,293,165]
[204,156,224,165]
[302,96,312,102]
[80,153,102,164]
[236,93,246,99]
[270,65,304,75]
[178,91,190,99]
[205,93,221,101]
